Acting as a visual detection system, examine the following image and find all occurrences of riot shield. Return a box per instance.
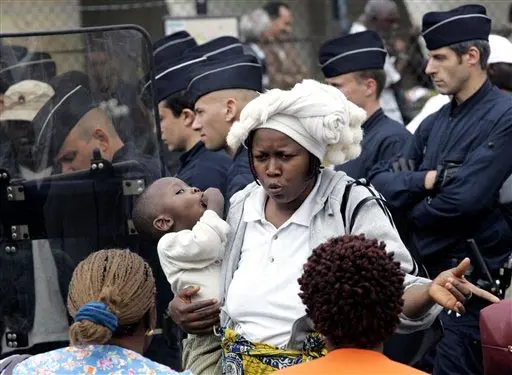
[0,26,164,357]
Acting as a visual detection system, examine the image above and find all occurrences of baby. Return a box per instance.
[132,177,229,302]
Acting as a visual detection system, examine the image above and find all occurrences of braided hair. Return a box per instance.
[298,234,405,349]
[67,249,156,345]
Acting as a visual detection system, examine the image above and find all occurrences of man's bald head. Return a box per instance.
[55,107,124,173]
[132,177,178,239]
[75,107,118,139]
[192,89,259,152]
[210,89,259,107]
[132,177,206,239]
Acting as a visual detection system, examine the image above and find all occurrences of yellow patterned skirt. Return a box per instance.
[219,327,327,375]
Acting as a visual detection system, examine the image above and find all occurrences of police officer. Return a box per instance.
[152,37,242,196]
[153,30,197,66]
[146,31,198,175]
[33,79,160,181]
[369,5,512,374]
[319,30,411,179]
[187,54,263,199]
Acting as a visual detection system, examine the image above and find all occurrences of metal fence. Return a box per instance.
[1,0,511,106]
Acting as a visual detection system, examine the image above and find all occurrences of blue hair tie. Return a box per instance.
[75,301,119,332]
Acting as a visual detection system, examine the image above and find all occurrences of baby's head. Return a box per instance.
[133,177,206,240]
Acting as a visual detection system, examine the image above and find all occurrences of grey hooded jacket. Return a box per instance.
[183,168,441,374]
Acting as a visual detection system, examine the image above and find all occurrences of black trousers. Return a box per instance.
[419,297,491,375]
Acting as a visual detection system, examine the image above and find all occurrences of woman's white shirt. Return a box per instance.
[225,176,322,347]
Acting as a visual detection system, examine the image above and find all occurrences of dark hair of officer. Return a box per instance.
[448,40,490,70]
[298,234,405,350]
[355,69,386,98]
[263,1,290,19]
[67,249,156,347]
[163,90,194,118]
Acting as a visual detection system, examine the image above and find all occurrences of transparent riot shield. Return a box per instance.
[0,26,164,357]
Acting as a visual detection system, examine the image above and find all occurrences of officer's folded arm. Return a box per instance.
[410,126,512,228]
[368,126,430,209]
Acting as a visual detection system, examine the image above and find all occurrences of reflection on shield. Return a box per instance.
[0,26,164,357]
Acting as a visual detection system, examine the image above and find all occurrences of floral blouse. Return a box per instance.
[12,344,192,375]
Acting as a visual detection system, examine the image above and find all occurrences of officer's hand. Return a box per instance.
[424,170,437,190]
[433,162,461,191]
[392,157,417,172]
[429,258,500,315]
[202,188,224,217]
[167,286,221,335]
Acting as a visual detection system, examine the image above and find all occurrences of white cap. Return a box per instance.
[0,80,55,122]
[488,34,512,65]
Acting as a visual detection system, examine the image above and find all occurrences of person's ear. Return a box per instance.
[182,108,196,127]
[225,98,238,122]
[91,128,109,153]
[153,215,174,232]
[466,46,481,68]
[364,78,377,98]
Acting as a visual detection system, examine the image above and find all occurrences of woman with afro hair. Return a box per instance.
[276,234,428,375]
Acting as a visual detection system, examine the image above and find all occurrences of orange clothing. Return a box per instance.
[274,348,429,375]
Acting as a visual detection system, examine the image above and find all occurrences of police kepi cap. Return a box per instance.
[319,31,387,78]
[184,36,244,60]
[32,84,96,161]
[187,54,262,104]
[154,53,206,102]
[422,4,491,51]
[153,31,197,67]
[0,51,57,86]
[0,80,55,122]
[153,36,245,102]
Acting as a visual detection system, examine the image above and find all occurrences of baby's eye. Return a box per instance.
[176,189,185,195]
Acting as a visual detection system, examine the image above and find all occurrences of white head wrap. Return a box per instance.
[227,79,366,164]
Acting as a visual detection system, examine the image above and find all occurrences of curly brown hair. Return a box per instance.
[298,234,405,350]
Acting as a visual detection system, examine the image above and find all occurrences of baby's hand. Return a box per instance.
[202,188,224,217]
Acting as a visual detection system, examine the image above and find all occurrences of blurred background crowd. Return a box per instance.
[2,0,511,130]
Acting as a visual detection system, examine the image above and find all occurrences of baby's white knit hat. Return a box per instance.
[226,79,366,164]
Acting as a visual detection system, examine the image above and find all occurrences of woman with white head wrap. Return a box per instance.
[170,80,488,375]
[227,79,365,166]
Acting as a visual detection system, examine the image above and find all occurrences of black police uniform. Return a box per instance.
[337,108,410,179]
[176,141,230,196]
[187,53,263,200]
[319,31,411,180]
[369,5,512,374]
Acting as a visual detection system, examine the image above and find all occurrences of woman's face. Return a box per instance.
[251,128,314,206]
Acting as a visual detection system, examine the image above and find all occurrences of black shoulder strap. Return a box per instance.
[340,179,394,232]
[341,178,426,277]
[0,354,31,374]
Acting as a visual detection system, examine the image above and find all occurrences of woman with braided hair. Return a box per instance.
[276,234,427,374]
[10,249,192,375]
[169,79,498,375]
